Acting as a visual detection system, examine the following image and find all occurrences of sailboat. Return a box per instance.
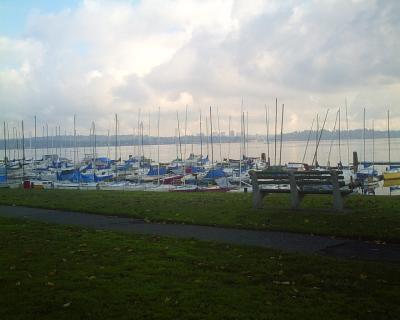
[383,110,400,180]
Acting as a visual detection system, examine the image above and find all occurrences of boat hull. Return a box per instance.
[383,171,400,180]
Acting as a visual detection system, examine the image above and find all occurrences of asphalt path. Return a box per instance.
[0,205,399,263]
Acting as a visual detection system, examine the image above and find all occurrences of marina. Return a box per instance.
[1,127,399,195]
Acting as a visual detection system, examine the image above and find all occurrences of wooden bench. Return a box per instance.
[249,170,352,212]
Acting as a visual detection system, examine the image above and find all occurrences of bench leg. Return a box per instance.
[331,171,344,212]
[253,191,266,209]
[332,194,344,212]
[291,193,304,210]
[289,172,302,210]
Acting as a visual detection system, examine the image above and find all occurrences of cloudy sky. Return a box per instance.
[0,0,399,136]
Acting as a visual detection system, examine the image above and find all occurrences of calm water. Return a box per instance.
[11,138,400,165]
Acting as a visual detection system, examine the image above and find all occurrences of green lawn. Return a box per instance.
[0,188,400,241]
[0,216,399,320]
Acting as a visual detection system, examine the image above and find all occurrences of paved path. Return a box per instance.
[0,205,399,263]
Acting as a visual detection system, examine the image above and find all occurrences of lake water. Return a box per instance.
[11,138,399,165]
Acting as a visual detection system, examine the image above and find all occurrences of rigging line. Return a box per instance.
[301,117,315,164]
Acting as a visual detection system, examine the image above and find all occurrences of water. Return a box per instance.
[10,138,400,165]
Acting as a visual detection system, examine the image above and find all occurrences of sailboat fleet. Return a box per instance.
[0,103,398,194]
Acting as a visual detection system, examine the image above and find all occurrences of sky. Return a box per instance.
[0,0,399,136]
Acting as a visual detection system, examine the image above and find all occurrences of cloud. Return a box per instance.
[0,0,399,135]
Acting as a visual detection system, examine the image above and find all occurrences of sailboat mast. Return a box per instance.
[22,120,25,179]
[176,111,182,160]
[315,113,319,165]
[3,122,7,181]
[209,106,214,165]
[345,100,350,166]
[205,116,209,157]
[239,111,243,190]
[73,115,77,167]
[184,105,188,160]
[199,110,203,160]
[46,123,49,155]
[115,114,118,177]
[312,109,329,166]
[228,115,231,161]
[372,120,375,170]
[338,107,341,164]
[302,117,315,163]
[274,98,277,165]
[327,110,339,167]
[363,108,366,166]
[279,104,284,166]
[217,106,222,162]
[388,110,391,165]
[34,116,37,161]
[157,106,160,185]
[265,105,270,164]
[246,111,249,157]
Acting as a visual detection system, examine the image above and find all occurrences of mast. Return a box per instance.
[6,123,10,161]
[94,121,96,161]
[199,110,203,161]
[22,120,25,179]
[312,109,329,167]
[205,116,209,158]
[141,121,144,168]
[363,108,366,166]
[16,127,20,160]
[115,113,118,177]
[345,99,350,166]
[12,127,15,160]
[3,121,7,181]
[176,111,182,161]
[209,106,214,165]
[228,115,231,161]
[315,113,319,166]
[239,111,243,190]
[217,106,222,162]
[388,110,391,166]
[372,120,375,170]
[265,105,270,164]
[327,109,339,167]
[64,129,67,158]
[148,112,151,160]
[279,104,284,166]
[46,123,49,155]
[246,111,249,157]
[184,105,188,160]
[274,98,278,165]
[73,115,77,167]
[157,106,160,185]
[174,128,178,160]
[302,117,315,163]
[239,98,244,190]
[137,108,141,158]
[338,107,341,164]
[34,116,37,161]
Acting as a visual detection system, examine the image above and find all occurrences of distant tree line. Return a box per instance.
[0,129,399,150]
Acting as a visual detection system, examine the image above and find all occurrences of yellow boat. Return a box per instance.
[383,178,400,188]
[383,170,400,181]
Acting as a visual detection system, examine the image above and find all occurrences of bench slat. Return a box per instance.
[257,180,290,185]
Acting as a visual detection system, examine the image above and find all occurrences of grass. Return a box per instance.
[0,188,400,241]
[0,216,399,319]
